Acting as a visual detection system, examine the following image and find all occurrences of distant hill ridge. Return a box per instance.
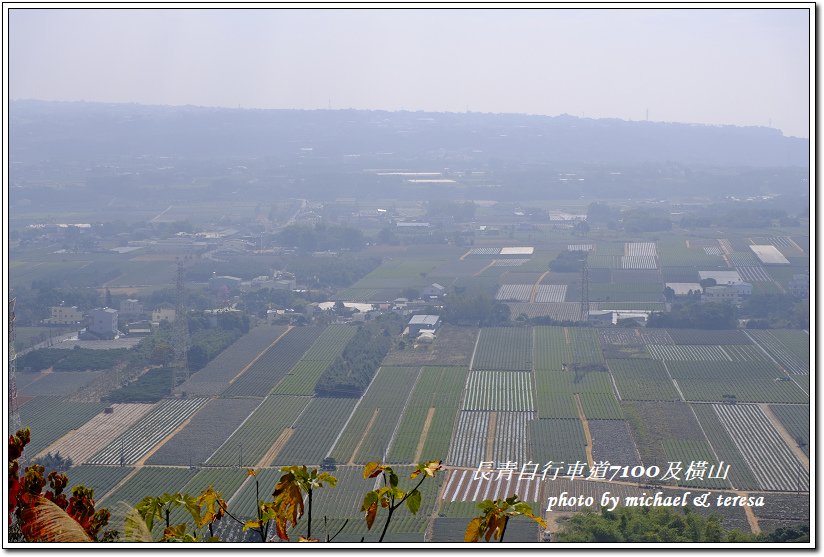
[10,99,808,167]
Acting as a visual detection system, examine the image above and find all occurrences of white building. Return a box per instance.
[119,299,144,315]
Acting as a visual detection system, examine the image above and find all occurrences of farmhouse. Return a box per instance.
[81,307,119,340]
[119,299,144,316]
[407,314,441,336]
[421,283,446,299]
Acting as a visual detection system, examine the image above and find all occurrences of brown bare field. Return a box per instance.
[382,325,479,367]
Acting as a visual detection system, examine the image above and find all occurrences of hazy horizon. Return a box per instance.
[8,8,812,138]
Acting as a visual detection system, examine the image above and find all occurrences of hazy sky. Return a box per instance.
[8,7,811,137]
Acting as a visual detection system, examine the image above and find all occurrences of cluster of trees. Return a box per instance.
[648,302,737,329]
[285,255,382,289]
[554,506,808,543]
[740,294,810,329]
[18,347,129,372]
[315,316,403,397]
[548,250,587,273]
[105,366,173,403]
[442,289,510,326]
[278,223,365,252]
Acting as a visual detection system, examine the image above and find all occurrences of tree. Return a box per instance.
[361,461,442,542]
[271,465,338,541]
[554,506,755,543]
[9,428,116,542]
[465,495,546,542]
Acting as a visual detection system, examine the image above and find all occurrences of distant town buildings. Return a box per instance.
[47,305,84,325]
[119,299,144,315]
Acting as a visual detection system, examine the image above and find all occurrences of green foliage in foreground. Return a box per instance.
[554,506,808,543]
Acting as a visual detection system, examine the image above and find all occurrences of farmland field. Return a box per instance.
[534,284,568,303]
[65,465,134,500]
[146,398,263,466]
[535,392,578,419]
[567,327,605,364]
[328,367,420,464]
[606,359,680,401]
[39,403,155,463]
[507,302,582,321]
[712,404,808,491]
[440,469,543,505]
[747,330,809,375]
[666,361,808,403]
[206,395,310,467]
[446,411,490,468]
[221,326,326,397]
[463,370,534,411]
[662,439,730,489]
[472,327,532,371]
[493,411,534,466]
[275,397,359,465]
[387,366,468,464]
[87,398,210,465]
[579,392,623,420]
[770,404,810,456]
[270,360,333,396]
[620,401,708,471]
[529,418,587,466]
[495,284,533,302]
[99,467,198,506]
[176,325,292,397]
[19,397,108,457]
[19,371,105,397]
[299,325,358,361]
[689,403,761,491]
[588,419,642,469]
[534,326,571,370]
[667,329,751,345]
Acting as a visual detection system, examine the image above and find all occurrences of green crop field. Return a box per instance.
[206,396,311,467]
[579,392,623,420]
[770,404,810,456]
[329,367,420,465]
[65,465,134,501]
[20,397,108,457]
[666,361,808,403]
[386,366,468,465]
[472,327,533,371]
[534,326,572,370]
[271,360,333,396]
[275,397,359,466]
[607,359,681,401]
[99,467,198,507]
[530,418,588,465]
[690,404,761,491]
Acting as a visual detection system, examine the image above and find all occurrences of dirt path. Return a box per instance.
[468,330,481,371]
[530,271,550,302]
[134,408,203,467]
[574,394,594,468]
[737,491,761,534]
[459,249,472,261]
[257,427,294,468]
[485,412,498,461]
[473,260,496,276]
[348,408,380,465]
[759,404,809,469]
[564,327,570,344]
[226,326,293,386]
[414,407,437,463]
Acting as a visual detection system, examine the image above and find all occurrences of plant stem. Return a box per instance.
[378,507,394,542]
[307,488,313,539]
[499,516,510,543]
